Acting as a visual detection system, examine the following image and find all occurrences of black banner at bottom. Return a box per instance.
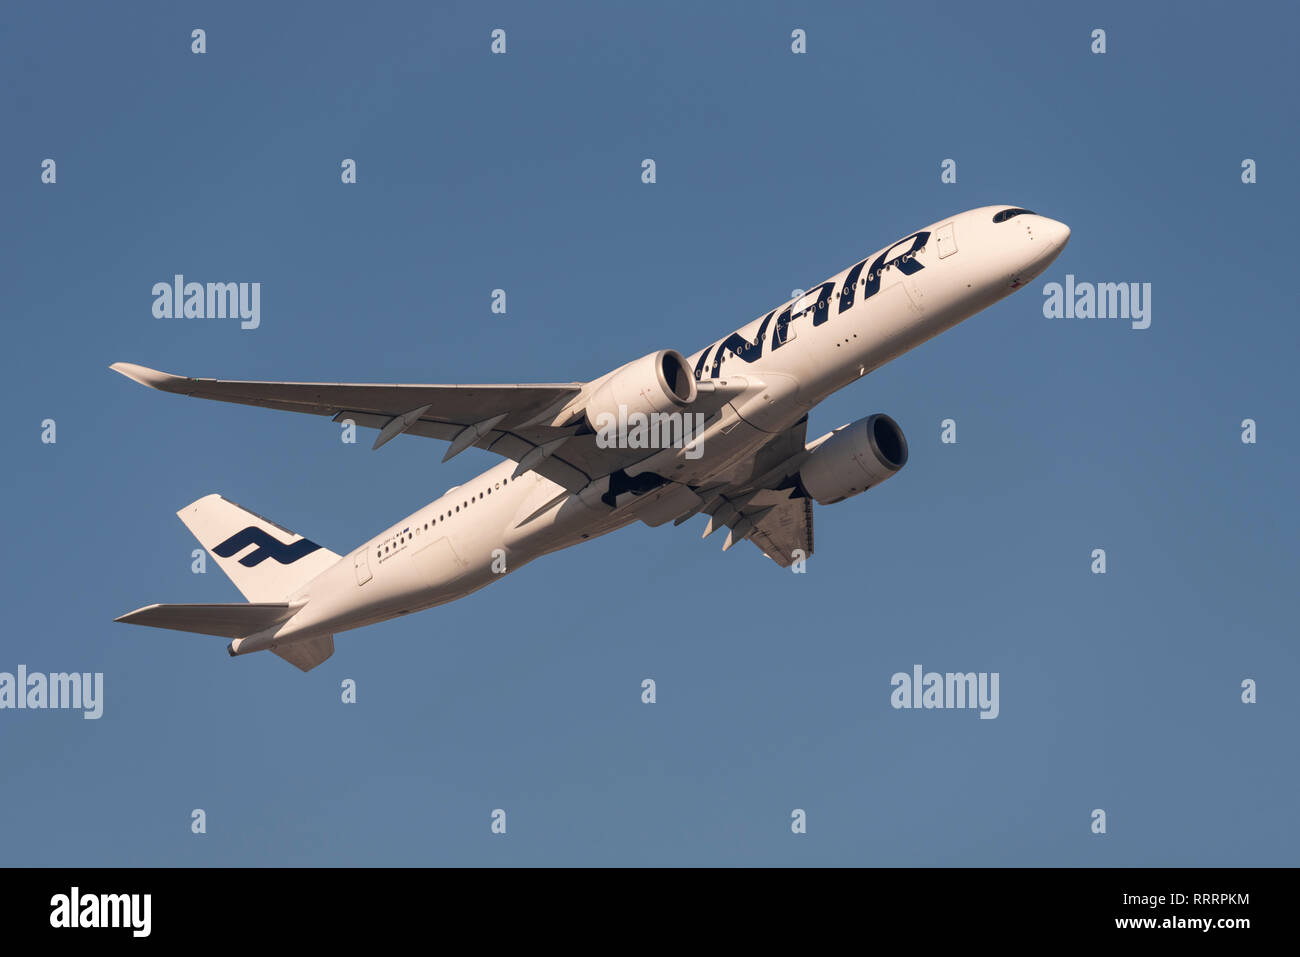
[1,867,1277,943]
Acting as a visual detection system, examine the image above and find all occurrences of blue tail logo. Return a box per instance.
[213,527,323,567]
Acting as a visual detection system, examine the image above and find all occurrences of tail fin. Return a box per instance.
[178,494,340,602]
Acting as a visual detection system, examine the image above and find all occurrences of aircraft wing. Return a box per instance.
[113,362,820,564]
[110,362,725,492]
[696,484,815,568]
[681,416,816,567]
[744,496,814,568]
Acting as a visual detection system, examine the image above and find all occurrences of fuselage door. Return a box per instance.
[935,222,958,259]
[353,549,372,586]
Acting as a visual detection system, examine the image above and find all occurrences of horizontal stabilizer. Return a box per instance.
[114,602,301,638]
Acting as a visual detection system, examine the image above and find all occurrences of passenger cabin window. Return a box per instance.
[992,208,1035,223]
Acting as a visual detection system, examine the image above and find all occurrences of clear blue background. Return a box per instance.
[3,0,1296,866]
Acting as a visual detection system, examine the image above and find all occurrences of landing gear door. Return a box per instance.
[935,222,958,259]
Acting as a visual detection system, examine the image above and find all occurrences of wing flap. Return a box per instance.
[746,497,814,568]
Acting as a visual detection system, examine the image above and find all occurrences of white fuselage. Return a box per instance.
[233,206,1069,657]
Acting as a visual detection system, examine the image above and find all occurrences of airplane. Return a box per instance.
[111,205,1069,671]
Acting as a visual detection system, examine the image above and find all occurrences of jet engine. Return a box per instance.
[584,350,697,429]
[798,414,908,505]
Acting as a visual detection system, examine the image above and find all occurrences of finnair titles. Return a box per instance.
[112,206,1069,671]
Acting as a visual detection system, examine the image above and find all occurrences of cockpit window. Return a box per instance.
[992,208,1035,223]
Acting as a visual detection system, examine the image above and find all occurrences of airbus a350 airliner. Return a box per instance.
[112,205,1069,670]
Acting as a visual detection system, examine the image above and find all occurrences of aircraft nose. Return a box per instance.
[1004,213,1070,288]
[1039,217,1071,253]
[1022,215,1070,274]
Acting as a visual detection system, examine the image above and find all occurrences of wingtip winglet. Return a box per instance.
[114,603,159,624]
[109,362,183,391]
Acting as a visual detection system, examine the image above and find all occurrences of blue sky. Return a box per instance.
[3,0,1296,865]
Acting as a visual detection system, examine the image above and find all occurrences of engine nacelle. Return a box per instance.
[798,414,908,505]
[584,350,697,430]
